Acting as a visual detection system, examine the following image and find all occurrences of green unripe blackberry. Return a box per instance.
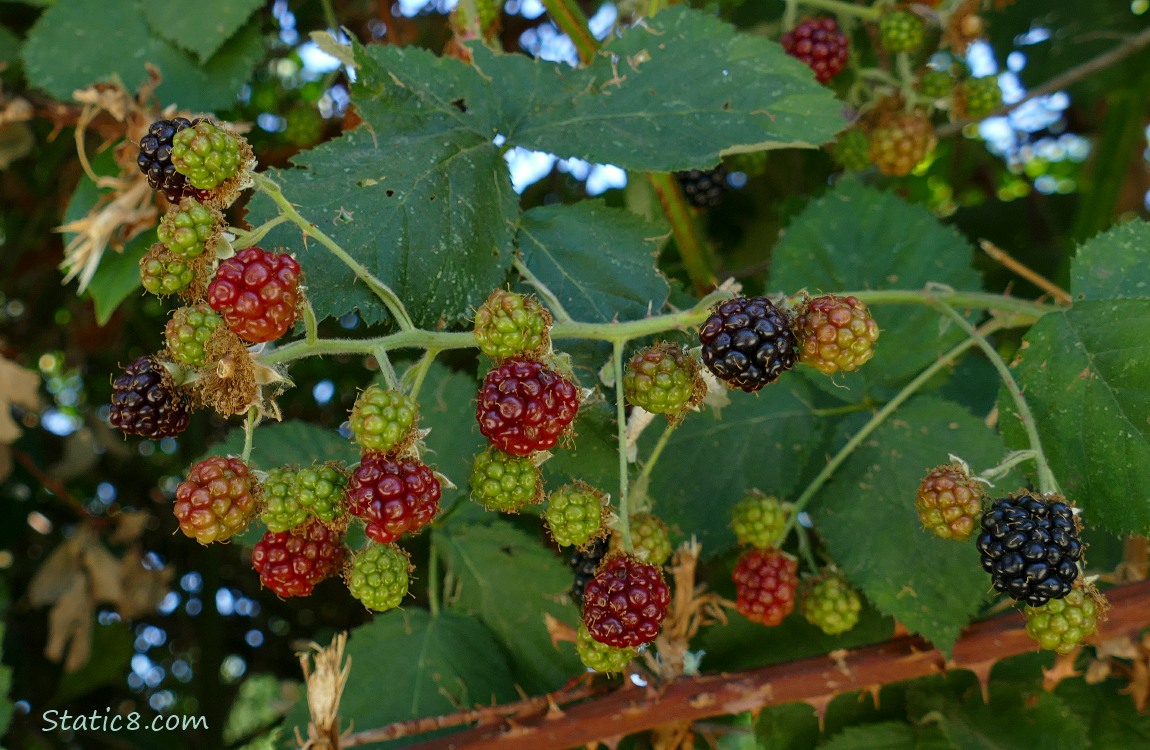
[1024,583,1102,654]
[261,467,308,533]
[879,9,925,53]
[470,446,543,512]
[165,304,222,368]
[346,543,412,612]
[294,464,348,523]
[157,197,220,259]
[472,290,552,361]
[802,572,862,635]
[919,69,955,100]
[831,128,872,172]
[622,342,703,417]
[171,120,244,190]
[613,513,673,566]
[576,623,636,674]
[956,76,1003,120]
[141,244,195,296]
[731,492,790,549]
[349,385,419,454]
[545,482,607,548]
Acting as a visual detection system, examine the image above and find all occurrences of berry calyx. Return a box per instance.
[347,453,441,544]
[1024,582,1103,654]
[582,553,671,648]
[976,492,1083,606]
[109,355,192,438]
[915,463,986,541]
[349,385,419,454]
[675,167,728,208]
[622,342,703,418]
[137,117,202,202]
[569,537,609,606]
[699,296,798,392]
[157,197,221,259]
[470,446,544,513]
[251,517,346,598]
[472,290,552,361]
[294,464,348,523]
[475,358,580,455]
[879,8,925,53]
[831,128,872,172]
[207,247,302,344]
[613,513,673,567]
[260,467,308,533]
[795,295,880,376]
[164,304,222,368]
[171,120,243,190]
[802,571,863,635]
[868,107,936,177]
[346,543,412,612]
[732,548,798,626]
[781,17,849,83]
[545,481,607,548]
[731,492,790,550]
[576,623,636,674]
[955,76,1003,120]
[173,456,257,544]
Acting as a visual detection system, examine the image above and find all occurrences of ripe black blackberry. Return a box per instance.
[109,356,192,438]
[699,296,798,392]
[137,117,200,202]
[569,536,609,606]
[675,166,729,208]
[976,493,1082,606]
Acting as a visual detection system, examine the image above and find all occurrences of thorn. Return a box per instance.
[861,683,882,709]
[1042,651,1082,692]
[804,695,833,733]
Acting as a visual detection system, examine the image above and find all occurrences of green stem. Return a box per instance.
[513,255,573,323]
[797,0,881,21]
[979,449,1038,483]
[794,521,820,574]
[648,172,717,294]
[259,330,475,366]
[427,543,441,617]
[782,320,1006,538]
[612,340,634,552]
[251,172,416,331]
[230,215,288,249]
[319,0,339,30]
[241,407,258,463]
[637,418,678,487]
[540,0,598,65]
[840,288,1055,321]
[302,297,319,345]
[374,347,400,390]
[403,349,440,402]
[931,302,1060,495]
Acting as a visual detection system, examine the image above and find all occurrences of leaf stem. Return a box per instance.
[513,255,574,323]
[613,340,634,553]
[403,349,440,402]
[796,0,881,21]
[302,297,319,345]
[637,417,678,487]
[930,302,1059,495]
[251,172,417,331]
[648,172,717,294]
[241,407,258,463]
[427,544,441,617]
[840,288,1055,321]
[782,320,1007,538]
[230,214,288,249]
[540,0,598,65]
[794,521,820,574]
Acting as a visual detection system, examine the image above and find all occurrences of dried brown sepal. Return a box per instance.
[295,632,351,750]
[944,0,983,55]
[195,327,259,416]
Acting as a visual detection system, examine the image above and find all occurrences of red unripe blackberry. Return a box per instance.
[251,517,346,598]
[346,453,441,544]
[868,108,935,177]
[915,463,986,541]
[173,456,256,544]
[732,548,798,626]
[569,536,609,606]
[675,167,728,208]
[782,17,849,83]
[208,247,302,344]
[582,553,671,648]
[699,296,798,392]
[137,117,202,203]
[796,294,880,375]
[475,358,580,455]
[976,493,1083,606]
[109,355,191,438]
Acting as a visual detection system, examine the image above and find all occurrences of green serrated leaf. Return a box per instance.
[820,722,917,750]
[770,179,982,399]
[432,521,581,693]
[285,609,518,740]
[934,688,1088,750]
[1071,220,1150,299]
[1056,678,1150,745]
[201,420,360,470]
[22,0,262,111]
[645,378,825,549]
[518,202,669,323]
[141,0,263,62]
[753,703,821,750]
[0,26,20,67]
[810,396,1015,654]
[1003,301,1150,534]
[414,362,489,498]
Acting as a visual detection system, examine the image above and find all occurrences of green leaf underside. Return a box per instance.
[1070,220,1150,300]
[286,609,518,741]
[518,202,669,323]
[21,0,263,111]
[646,378,825,550]
[142,0,264,62]
[810,396,1015,654]
[433,521,581,693]
[770,179,982,396]
[1006,301,1150,534]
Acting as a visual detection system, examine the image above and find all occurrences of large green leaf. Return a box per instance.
[202,420,360,470]
[924,687,1088,750]
[1056,678,1150,745]
[1004,301,1150,534]
[518,202,669,323]
[769,180,982,398]
[432,521,581,693]
[1070,220,1150,299]
[413,362,489,497]
[142,0,264,62]
[809,396,1016,654]
[0,26,19,67]
[644,378,824,550]
[819,722,917,750]
[22,0,262,111]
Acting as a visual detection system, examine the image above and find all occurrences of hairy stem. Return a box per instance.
[241,407,258,463]
[302,297,319,345]
[427,544,441,618]
[513,255,573,323]
[404,349,440,402]
[230,214,288,249]
[638,418,679,487]
[540,0,598,65]
[796,0,881,21]
[613,340,634,552]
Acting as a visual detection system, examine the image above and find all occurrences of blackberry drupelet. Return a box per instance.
[699,296,798,392]
[976,493,1082,606]
[569,536,609,606]
[137,117,200,202]
[675,166,729,208]
[109,355,191,438]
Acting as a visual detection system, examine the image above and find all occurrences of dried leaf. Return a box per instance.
[109,511,151,545]
[0,353,41,444]
[81,538,125,604]
[44,576,94,672]
[28,534,85,607]
[117,548,172,618]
